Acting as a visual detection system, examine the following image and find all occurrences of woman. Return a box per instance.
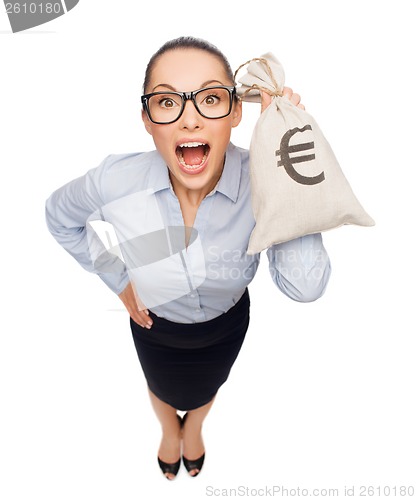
[45,36,331,480]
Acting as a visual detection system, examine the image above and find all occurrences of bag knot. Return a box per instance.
[234,57,283,100]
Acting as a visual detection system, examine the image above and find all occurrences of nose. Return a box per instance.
[178,99,202,130]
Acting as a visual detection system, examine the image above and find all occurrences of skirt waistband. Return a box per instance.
[130,288,250,349]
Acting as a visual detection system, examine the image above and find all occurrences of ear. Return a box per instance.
[231,99,242,128]
[141,109,153,135]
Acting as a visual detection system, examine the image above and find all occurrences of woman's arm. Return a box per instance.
[45,157,154,327]
[266,233,331,302]
[44,159,130,294]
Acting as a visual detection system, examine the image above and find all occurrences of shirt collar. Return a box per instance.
[215,142,241,203]
[146,150,171,194]
[147,143,241,203]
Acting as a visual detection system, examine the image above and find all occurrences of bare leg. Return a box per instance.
[148,388,181,480]
[182,396,216,476]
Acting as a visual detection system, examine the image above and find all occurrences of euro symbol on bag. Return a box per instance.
[275,125,325,186]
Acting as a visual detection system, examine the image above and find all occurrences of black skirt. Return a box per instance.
[130,288,250,411]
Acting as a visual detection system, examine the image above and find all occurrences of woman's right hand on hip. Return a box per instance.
[118,282,153,329]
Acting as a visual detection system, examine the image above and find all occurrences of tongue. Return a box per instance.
[181,145,205,166]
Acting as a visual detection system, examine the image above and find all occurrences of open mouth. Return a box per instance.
[176,142,210,171]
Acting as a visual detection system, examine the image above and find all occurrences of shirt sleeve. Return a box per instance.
[266,233,331,302]
[44,156,130,295]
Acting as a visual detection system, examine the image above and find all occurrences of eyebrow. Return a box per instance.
[151,79,226,92]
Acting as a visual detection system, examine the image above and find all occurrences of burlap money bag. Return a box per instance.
[235,54,375,255]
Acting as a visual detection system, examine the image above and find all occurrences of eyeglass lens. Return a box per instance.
[146,87,232,123]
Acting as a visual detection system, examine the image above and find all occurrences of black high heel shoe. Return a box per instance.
[181,412,205,477]
[157,414,183,480]
[182,453,205,477]
[157,456,181,479]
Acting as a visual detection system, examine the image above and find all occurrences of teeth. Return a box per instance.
[178,142,206,148]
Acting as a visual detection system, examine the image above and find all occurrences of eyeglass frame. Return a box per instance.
[141,85,237,125]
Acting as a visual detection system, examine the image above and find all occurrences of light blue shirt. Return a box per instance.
[45,143,331,323]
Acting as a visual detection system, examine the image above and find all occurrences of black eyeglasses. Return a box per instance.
[141,85,236,124]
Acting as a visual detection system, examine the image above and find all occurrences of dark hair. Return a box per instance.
[142,36,235,93]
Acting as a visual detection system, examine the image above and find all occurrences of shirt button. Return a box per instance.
[190,293,195,298]
[195,308,200,313]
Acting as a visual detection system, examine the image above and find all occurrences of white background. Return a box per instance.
[1,1,415,498]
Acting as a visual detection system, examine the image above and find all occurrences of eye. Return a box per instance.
[203,94,220,106]
[159,97,179,109]
[151,93,181,110]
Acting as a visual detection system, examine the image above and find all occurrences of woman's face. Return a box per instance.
[142,48,242,195]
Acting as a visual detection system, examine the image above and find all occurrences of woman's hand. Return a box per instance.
[118,281,153,329]
[260,86,305,113]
